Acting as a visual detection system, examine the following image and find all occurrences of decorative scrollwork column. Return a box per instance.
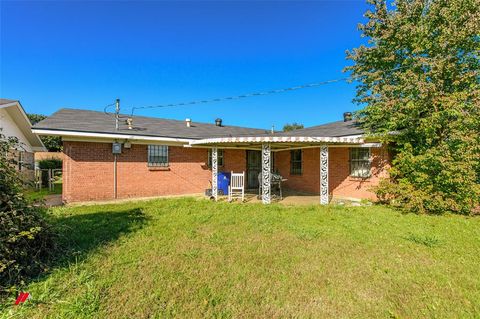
[261,143,271,204]
[320,145,329,204]
[211,147,218,201]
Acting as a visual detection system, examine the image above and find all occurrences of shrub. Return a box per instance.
[0,134,56,294]
[38,158,62,170]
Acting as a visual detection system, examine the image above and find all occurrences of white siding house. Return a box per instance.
[0,98,46,179]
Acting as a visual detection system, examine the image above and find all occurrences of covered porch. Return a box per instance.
[189,135,379,205]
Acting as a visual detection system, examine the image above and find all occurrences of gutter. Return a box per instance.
[32,128,194,143]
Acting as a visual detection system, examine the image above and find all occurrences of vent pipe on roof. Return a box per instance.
[126,118,133,130]
[185,118,192,127]
[343,112,353,122]
[215,118,222,127]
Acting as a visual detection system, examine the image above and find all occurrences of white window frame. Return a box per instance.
[350,147,371,178]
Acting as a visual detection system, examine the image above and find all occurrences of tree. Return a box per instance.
[283,123,304,132]
[27,114,62,152]
[346,0,480,214]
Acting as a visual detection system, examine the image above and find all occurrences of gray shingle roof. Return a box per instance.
[33,108,271,139]
[34,108,364,140]
[276,120,363,137]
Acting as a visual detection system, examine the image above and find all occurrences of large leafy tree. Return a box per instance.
[346,0,480,214]
[27,114,62,152]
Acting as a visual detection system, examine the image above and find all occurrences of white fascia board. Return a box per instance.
[359,142,382,148]
[2,101,46,150]
[0,102,19,109]
[32,129,193,144]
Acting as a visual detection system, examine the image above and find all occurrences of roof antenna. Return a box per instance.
[271,124,274,134]
[115,98,120,131]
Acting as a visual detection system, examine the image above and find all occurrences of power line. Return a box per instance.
[129,78,349,115]
[103,102,116,114]
[102,61,461,117]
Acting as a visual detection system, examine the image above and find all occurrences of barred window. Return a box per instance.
[290,150,302,175]
[350,148,371,178]
[207,149,224,167]
[148,145,169,167]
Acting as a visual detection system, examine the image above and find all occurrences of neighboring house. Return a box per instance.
[0,99,46,179]
[32,108,389,204]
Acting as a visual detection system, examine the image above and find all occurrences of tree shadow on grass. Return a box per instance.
[1,207,148,304]
[51,207,148,267]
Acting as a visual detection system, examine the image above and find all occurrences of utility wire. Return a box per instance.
[103,102,116,114]
[104,61,455,118]
[104,101,130,120]
[129,78,349,115]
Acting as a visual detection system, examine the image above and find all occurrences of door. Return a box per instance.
[246,150,261,189]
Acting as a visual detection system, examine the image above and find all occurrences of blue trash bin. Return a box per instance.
[217,172,231,195]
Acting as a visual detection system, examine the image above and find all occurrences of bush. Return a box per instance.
[0,134,56,294]
[38,158,62,170]
[374,143,480,215]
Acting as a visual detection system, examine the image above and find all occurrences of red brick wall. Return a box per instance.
[62,141,246,202]
[275,148,320,193]
[328,147,390,200]
[274,146,390,200]
[63,141,115,202]
[222,149,247,173]
[63,141,389,202]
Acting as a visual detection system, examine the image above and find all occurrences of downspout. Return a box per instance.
[114,98,120,199]
[114,153,118,199]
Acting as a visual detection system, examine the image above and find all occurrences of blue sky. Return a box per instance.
[1,1,369,129]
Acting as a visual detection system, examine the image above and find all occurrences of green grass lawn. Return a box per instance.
[24,182,62,202]
[2,198,479,318]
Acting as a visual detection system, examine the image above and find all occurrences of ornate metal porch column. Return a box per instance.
[211,147,218,201]
[320,145,329,205]
[261,143,271,204]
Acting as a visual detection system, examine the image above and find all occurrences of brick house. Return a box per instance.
[0,99,46,180]
[32,108,389,204]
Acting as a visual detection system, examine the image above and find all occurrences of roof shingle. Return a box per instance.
[33,108,364,139]
[34,108,270,139]
[276,120,363,137]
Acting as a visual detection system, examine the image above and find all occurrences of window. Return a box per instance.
[290,150,302,175]
[207,149,224,167]
[148,145,168,167]
[350,148,371,178]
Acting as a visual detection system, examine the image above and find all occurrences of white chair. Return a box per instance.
[228,171,245,202]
